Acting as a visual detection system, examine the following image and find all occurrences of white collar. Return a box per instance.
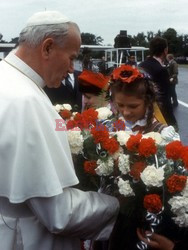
[5,52,45,89]
[153,56,164,66]
[119,111,148,133]
[62,73,74,87]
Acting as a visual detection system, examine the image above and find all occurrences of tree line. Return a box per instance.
[81,28,188,58]
[1,27,188,58]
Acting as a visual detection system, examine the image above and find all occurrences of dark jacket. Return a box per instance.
[139,57,177,127]
[44,70,82,112]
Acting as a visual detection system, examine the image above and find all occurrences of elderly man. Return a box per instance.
[0,11,119,250]
[166,53,179,107]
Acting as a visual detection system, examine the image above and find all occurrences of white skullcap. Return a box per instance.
[26,11,70,27]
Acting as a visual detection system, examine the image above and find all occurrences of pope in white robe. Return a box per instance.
[0,11,119,250]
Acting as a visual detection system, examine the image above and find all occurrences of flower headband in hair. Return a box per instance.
[111,65,143,84]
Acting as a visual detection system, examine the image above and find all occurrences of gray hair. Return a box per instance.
[18,22,80,48]
[167,54,174,60]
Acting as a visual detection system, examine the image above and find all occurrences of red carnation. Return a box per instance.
[66,120,77,130]
[82,108,98,126]
[126,133,142,152]
[165,141,183,160]
[181,146,188,169]
[166,174,187,193]
[84,160,97,175]
[138,138,157,157]
[129,161,146,180]
[91,125,109,144]
[59,109,72,120]
[144,194,162,213]
[102,137,119,154]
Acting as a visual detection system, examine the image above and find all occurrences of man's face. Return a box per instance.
[44,25,81,88]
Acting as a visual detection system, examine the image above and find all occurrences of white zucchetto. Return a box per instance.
[26,10,70,27]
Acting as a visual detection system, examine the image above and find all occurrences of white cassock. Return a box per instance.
[0,52,119,250]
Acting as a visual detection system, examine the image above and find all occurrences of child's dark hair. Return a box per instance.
[110,74,156,128]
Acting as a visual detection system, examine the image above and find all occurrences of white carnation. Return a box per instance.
[54,104,63,112]
[118,154,130,174]
[168,196,188,215]
[172,214,188,227]
[96,157,114,176]
[140,165,164,187]
[118,178,135,197]
[96,107,113,120]
[142,132,162,145]
[67,130,83,154]
[54,104,72,112]
[61,104,72,111]
[116,131,131,146]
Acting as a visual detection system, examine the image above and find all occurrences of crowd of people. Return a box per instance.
[0,10,185,250]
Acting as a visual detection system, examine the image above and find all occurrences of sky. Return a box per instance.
[0,0,188,45]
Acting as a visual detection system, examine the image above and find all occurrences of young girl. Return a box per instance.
[110,64,177,135]
[108,65,180,250]
[78,70,110,110]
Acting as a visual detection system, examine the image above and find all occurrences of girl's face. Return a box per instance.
[114,92,147,123]
[83,93,99,109]
[83,92,106,110]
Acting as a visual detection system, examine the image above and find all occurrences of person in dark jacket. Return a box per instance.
[166,53,179,107]
[139,37,178,129]
[44,70,82,112]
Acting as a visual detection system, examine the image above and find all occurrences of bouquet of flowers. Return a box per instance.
[55,103,188,249]
[55,104,125,191]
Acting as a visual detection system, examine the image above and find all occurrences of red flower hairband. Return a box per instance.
[111,65,143,84]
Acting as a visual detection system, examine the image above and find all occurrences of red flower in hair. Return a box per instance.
[166,174,187,193]
[138,138,157,157]
[144,194,162,213]
[126,133,142,152]
[165,141,183,160]
[111,65,143,84]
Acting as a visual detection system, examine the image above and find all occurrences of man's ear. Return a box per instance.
[164,47,168,56]
[41,38,55,59]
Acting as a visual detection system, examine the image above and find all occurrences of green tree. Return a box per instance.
[81,32,103,45]
[133,32,148,47]
[146,31,154,42]
[162,28,179,54]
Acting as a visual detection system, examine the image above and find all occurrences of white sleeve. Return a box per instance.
[27,187,119,240]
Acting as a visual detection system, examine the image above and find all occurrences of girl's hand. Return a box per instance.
[137,228,174,250]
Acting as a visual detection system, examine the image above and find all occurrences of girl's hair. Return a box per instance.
[110,75,156,128]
